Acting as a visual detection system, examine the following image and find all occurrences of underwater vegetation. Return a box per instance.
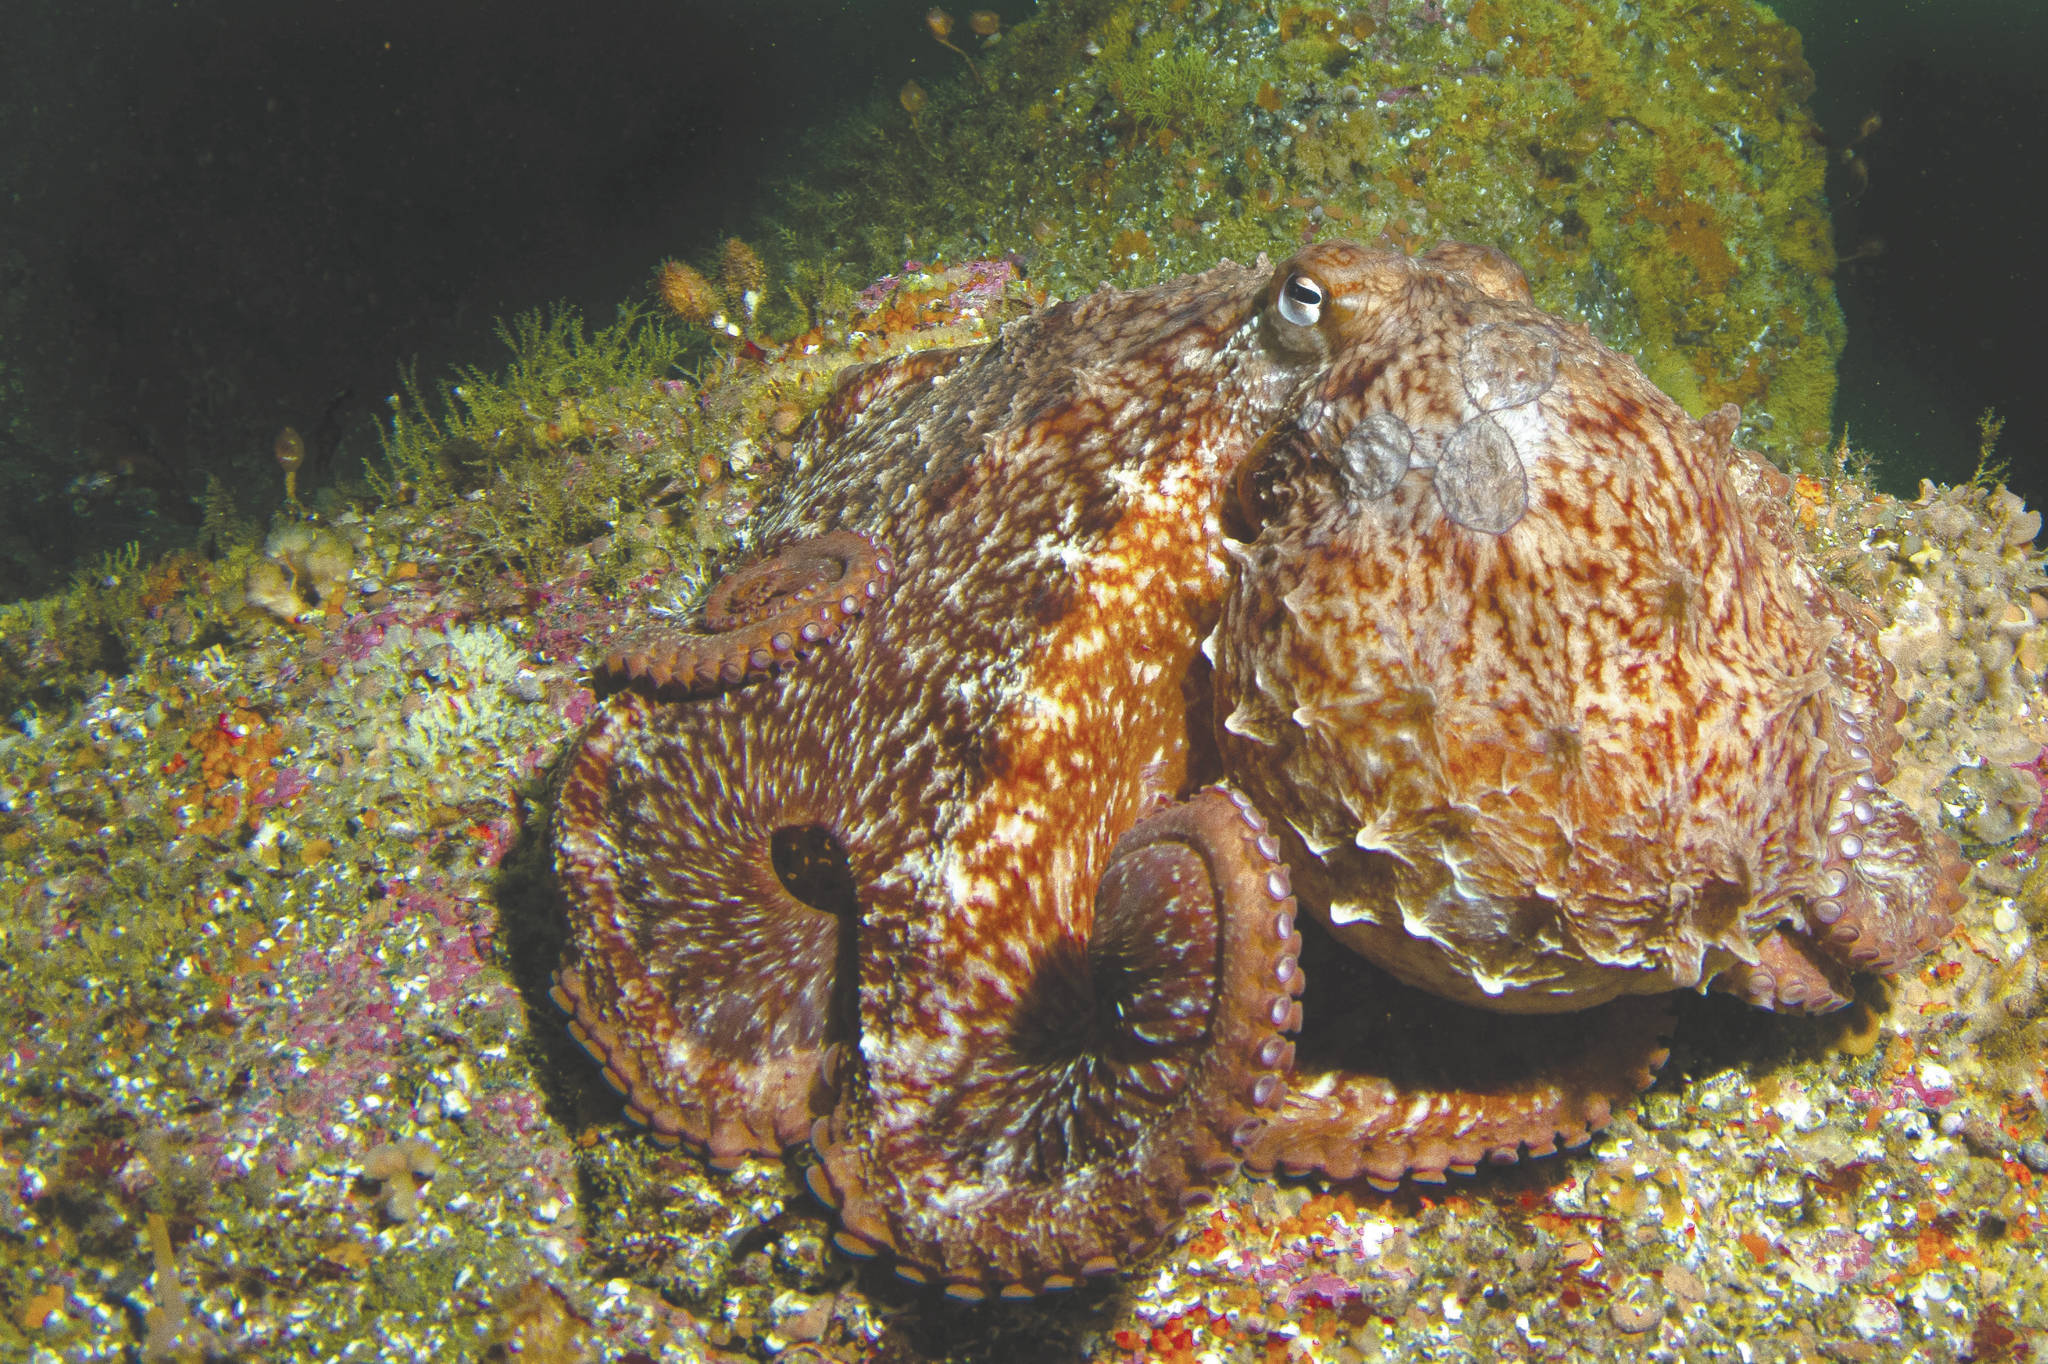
[374,302,703,584]
[767,0,1842,464]
[0,1,2044,1360]
[2,248,2045,1354]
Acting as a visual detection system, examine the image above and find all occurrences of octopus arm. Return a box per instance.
[805,788,1305,1300]
[599,531,892,696]
[552,690,849,1164]
[1716,786,1965,1012]
[1239,989,1673,1186]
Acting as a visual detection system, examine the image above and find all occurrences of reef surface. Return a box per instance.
[2,251,2045,1362]
[3,1,2046,1361]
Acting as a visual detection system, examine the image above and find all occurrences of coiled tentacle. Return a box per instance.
[601,529,893,696]
[805,787,1304,1300]
[552,688,855,1165]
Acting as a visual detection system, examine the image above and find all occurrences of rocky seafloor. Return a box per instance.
[0,0,2041,1356]
[1,246,2046,1364]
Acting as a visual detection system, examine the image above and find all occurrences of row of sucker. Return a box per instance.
[600,529,892,695]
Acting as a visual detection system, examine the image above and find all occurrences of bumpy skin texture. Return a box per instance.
[1208,242,1963,1026]
[557,261,1322,1299]
[553,241,1957,1298]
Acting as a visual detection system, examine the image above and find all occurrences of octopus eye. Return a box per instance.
[1276,273,1325,327]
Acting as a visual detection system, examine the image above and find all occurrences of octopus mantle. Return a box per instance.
[551,242,1962,1300]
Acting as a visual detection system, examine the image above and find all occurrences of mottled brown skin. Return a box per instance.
[557,260,1326,1299]
[551,241,1955,1297]
[1208,242,1961,1040]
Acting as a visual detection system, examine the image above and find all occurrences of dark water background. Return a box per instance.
[0,0,947,598]
[0,0,2042,599]
[1777,0,2048,503]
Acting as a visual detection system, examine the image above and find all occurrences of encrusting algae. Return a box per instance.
[2,1,2047,1361]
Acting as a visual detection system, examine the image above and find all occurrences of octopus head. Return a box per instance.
[1210,242,1961,1014]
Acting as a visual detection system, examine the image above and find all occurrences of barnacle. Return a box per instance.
[361,1137,441,1221]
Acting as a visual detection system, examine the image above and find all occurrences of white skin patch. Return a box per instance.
[989,808,1045,849]
[1062,615,1113,655]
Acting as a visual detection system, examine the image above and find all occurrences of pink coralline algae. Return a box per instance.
[854,257,1021,322]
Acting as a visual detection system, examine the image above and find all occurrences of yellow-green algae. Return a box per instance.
[766,0,1843,463]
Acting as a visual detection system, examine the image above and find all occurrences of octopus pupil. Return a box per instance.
[1278,273,1325,327]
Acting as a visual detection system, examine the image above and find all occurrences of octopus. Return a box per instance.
[551,241,1965,1301]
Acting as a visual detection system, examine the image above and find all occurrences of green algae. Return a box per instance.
[369,295,822,597]
[375,303,696,583]
[377,303,686,500]
[1101,23,1255,142]
[762,0,1844,465]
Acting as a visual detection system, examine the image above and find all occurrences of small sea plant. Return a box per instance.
[371,302,714,582]
[374,302,686,506]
